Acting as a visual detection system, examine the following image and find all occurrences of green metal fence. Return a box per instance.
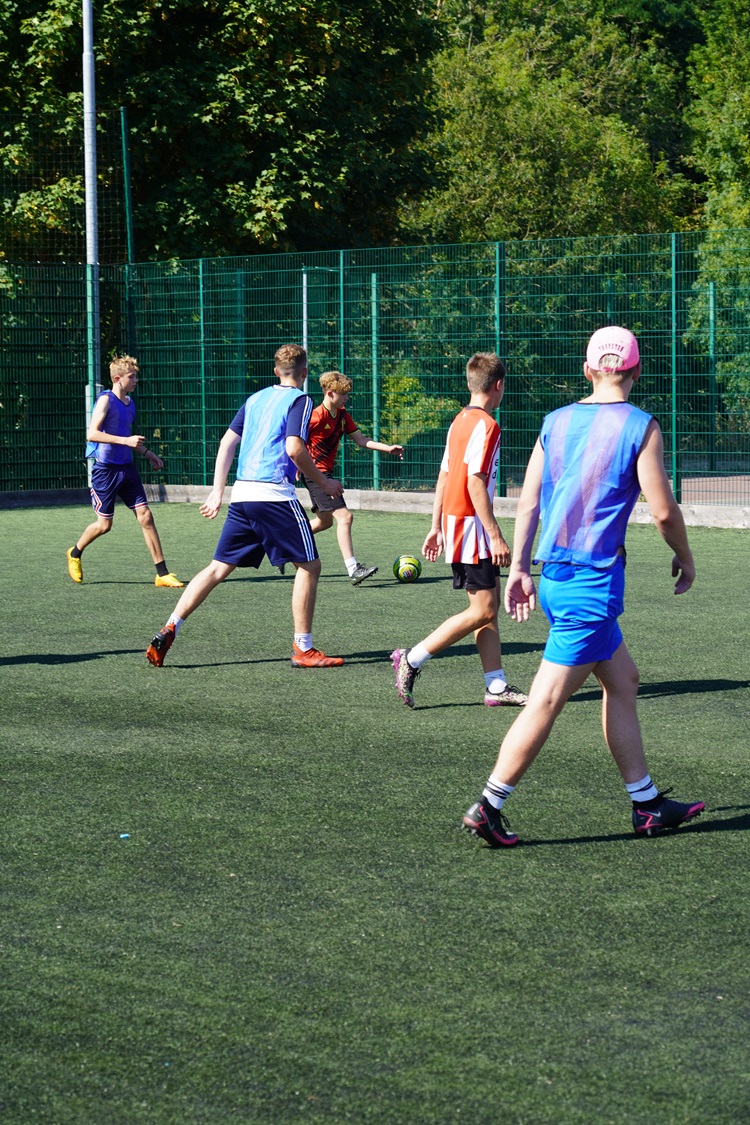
[2,231,750,504]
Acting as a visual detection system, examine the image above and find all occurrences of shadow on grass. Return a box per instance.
[574,678,750,702]
[157,644,546,671]
[472,805,750,849]
[0,649,142,666]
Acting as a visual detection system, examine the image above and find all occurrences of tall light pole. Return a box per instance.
[82,0,100,483]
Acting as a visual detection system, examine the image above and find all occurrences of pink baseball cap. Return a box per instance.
[586,326,640,373]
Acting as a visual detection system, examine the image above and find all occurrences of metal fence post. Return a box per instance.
[119,107,137,355]
[709,280,717,474]
[301,268,308,393]
[371,271,380,491]
[670,233,681,502]
[494,241,507,496]
[199,259,207,485]
[339,252,347,481]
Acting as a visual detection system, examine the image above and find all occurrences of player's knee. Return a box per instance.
[135,505,154,526]
[208,560,232,582]
[97,518,112,534]
[469,597,496,628]
[336,507,353,528]
[296,557,321,578]
[624,664,640,697]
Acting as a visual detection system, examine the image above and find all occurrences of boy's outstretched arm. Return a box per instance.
[505,439,544,622]
[636,420,695,594]
[351,431,404,459]
[199,429,241,519]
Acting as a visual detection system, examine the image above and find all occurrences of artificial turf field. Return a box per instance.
[2,503,749,1124]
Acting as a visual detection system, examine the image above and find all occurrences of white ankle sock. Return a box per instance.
[406,643,432,670]
[484,669,507,693]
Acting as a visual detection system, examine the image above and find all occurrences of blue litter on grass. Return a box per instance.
[119,833,130,840]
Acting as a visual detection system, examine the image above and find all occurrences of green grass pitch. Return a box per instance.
[2,503,749,1123]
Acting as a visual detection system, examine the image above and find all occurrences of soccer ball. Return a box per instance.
[393,554,422,583]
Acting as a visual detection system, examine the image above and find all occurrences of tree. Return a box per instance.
[0,0,439,260]
[400,2,703,243]
[687,0,750,228]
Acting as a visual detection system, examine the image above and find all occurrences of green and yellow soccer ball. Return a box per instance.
[393,554,422,584]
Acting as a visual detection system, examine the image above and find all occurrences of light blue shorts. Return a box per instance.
[539,558,625,667]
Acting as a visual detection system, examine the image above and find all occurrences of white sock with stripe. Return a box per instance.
[626,775,659,804]
[482,776,516,810]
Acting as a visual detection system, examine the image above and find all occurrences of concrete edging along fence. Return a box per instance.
[0,485,748,530]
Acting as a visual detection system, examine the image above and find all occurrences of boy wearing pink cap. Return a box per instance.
[463,326,705,846]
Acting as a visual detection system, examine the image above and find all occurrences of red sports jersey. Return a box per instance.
[440,406,501,564]
[307,404,359,472]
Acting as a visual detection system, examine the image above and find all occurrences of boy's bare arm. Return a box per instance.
[467,472,510,567]
[504,440,544,621]
[199,429,241,519]
[286,437,343,498]
[636,420,695,594]
[508,440,544,575]
[422,469,447,560]
[351,431,404,459]
[87,396,145,450]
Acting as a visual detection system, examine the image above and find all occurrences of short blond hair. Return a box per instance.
[589,353,641,384]
[274,343,307,374]
[466,352,506,393]
[110,355,139,381]
[319,371,352,394]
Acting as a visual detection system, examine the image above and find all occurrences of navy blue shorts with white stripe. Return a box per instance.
[213,499,318,568]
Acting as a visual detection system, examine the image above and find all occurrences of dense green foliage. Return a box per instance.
[0,0,439,257]
[402,0,704,241]
[1,0,750,258]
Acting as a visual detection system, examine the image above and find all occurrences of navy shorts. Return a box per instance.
[302,474,347,515]
[214,499,319,569]
[539,558,625,666]
[90,462,148,519]
[452,558,500,592]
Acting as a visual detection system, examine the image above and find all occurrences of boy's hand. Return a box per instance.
[422,528,443,562]
[488,529,511,568]
[389,445,404,460]
[504,571,537,622]
[127,434,147,450]
[199,488,224,519]
[145,450,164,471]
[322,477,344,499]
[672,554,695,595]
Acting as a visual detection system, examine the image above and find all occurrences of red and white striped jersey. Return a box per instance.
[440,407,501,564]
